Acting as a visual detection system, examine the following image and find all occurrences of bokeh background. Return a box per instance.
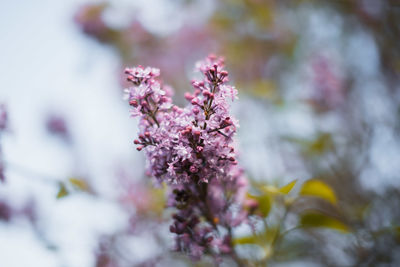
[1,0,400,266]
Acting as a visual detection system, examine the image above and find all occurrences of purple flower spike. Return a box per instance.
[124,55,247,261]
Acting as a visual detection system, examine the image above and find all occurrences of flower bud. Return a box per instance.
[141,101,149,109]
[191,98,199,106]
[202,90,210,97]
[208,54,217,60]
[189,165,198,173]
[193,130,201,138]
[192,107,200,115]
[129,100,138,107]
[194,89,201,96]
[124,67,132,74]
[160,96,168,103]
[184,92,194,101]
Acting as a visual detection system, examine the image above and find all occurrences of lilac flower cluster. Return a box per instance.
[124,55,247,261]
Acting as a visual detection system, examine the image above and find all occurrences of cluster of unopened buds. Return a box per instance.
[124,55,248,262]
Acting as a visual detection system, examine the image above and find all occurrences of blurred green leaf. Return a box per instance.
[247,192,272,217]
[234,227,278,247]
[56,182,69,199]
[253,5,273,27]
[308,133,333,155]
[233,235,259,245]
[300,212,349,233]
[261,185,280,194]
[279,180,297,194]
[234,227,279,261]
[300,179,337,205]
[250,80,277,99]
[257,194,272,217]
[283,133,334,156]
[149,186,166,216]
[68,178,89,191]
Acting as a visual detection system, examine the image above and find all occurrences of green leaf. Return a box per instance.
[247,193,272,217]
[308,133,333,155]
[148,186,166,215]
[300,212,349,233]
[283,133,333,156]
[250,80,277,100]
[258,194,272,217]
[56,182,69,199]
[233,235,258,245]
[261,185,280,194]
[68,178,89,191]
[300,179,337,205]
[234,227,278,246]
[279,180,297,194]
[234,228,278,261]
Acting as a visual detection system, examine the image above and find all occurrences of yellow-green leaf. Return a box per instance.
[251,80,277,100]
[56,182,69,199]
[247,193,272,217]
[233,235,258,245]
[300,212,349,233]
[68,178,89,191]
[258,194,272,217]
[148,186,166,215]
[308,133,333,155]
[279,180,297,194]
[234,227,278,247]
[300,179,337,205]
[284,133,333,156]
[261,185,280,194]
